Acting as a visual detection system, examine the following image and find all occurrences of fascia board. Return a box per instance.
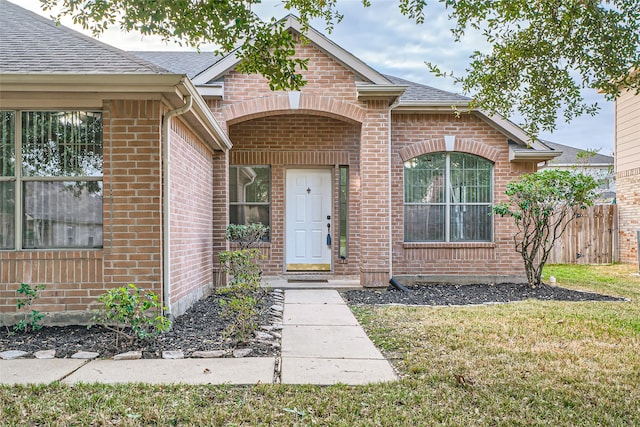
[356,84,407,100]
[192,14,392,86]
[392,100,471,111]
[509,146,563,162]
[474,110,552,151]
[179,78,232,151]
[192,51,241,86]
[0,74,185,92]
[0,73,231,152]
[288,16,390,84]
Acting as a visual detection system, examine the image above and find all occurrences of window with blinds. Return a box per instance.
[404,152,493,242]
[0,111,103,250]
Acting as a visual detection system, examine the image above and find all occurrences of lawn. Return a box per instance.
[2,264,638,426]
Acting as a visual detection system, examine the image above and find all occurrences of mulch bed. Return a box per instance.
[2,283,628,360]
[1,291,279,359]
[342,282,628,306]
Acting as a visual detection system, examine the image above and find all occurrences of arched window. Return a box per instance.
[404,152,493,242]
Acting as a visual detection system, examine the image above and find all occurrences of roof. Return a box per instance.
[0,0,169,75]
[542,140,613,166]
[129,51,222,79]
[384,74,469,104]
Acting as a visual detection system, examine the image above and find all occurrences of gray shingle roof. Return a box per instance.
[384,74,470,103]
[129,51,222,79]
[0,0,170,74]
[543,140,613,165]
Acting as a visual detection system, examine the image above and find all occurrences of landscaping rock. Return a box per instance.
[0,350,28,360]
[255,331,274,341]
[71,351,99,360]
[233,348,252,358]
[192,350,227,358]
[113,351,142,360]
[34,349,56,359]
[270,304,284,312]
[162,350,184,359]
[270,332,282,339]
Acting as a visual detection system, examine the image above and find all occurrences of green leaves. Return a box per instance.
[443,0,640,137]
[38,0,640,139]
[93,284,171,347]
[13,283,46,333]
[493,169,599,287]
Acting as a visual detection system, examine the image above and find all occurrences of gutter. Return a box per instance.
[161,88,193,320]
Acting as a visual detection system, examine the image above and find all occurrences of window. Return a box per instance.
[338,166,348,258]
[0,111,103,250]
[404,152,493,242]
[229,166,271,234]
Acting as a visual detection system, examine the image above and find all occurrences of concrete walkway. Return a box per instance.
[0,290,396,386]
[280,289,397,385]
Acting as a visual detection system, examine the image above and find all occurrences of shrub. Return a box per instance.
[493,169,599,287]
[218,249,265,343]
[93,284,171,347]
[13,283,46,333]
[225,223,269,249]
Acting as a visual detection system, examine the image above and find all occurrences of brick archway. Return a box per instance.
[224,93,366,126]
[399,137,501,163]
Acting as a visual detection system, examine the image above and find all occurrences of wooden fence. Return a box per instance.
[547,204,617,264]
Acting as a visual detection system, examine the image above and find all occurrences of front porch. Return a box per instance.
[261,274,362,290]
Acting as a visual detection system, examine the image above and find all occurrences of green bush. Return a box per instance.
[218,248,265,344]
[225,223,269,249]
[93,284,171,347]
[13,283,46,333]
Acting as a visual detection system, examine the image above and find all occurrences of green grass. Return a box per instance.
[2,264,639,426]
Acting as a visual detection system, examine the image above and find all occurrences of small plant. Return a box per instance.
[218,249,265,343]
[13,283,46,333]
[93,284,171,347]
[226,223,269,249]
[219,224,268,343]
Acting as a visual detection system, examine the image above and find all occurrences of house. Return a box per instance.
[540,140,615,203]
[614,83,640,264]
[0,1,559,325]
[0,0,231,323]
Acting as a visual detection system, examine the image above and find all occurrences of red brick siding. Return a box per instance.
[359,100,391,286]
[223,43,360,104]
[390,112,534,278]
[102,100,163,294]
[168,118,216,313]
[1,99,166,320]
[228,114,361,276]
[617,167,640,263]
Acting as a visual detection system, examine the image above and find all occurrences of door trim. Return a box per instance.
[285,168,333,272]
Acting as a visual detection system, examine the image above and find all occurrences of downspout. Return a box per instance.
[162,91,193,321]
[388,97,401,281]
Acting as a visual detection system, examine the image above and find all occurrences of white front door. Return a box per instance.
[286,169,332,271]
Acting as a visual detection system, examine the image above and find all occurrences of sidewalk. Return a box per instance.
[0,290,396,386]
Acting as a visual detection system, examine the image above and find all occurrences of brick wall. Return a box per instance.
[228,114,361,276]
[390,112,533,280]
[617,167,640,263]
[167,117,216,317]
[1,99,166,324]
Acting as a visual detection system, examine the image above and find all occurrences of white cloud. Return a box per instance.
[12,0,614,153]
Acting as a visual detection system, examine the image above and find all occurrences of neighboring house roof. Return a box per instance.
[130,51,222,79]
[0,0,169,75]
[542,140,614,166]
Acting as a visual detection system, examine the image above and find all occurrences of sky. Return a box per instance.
[15,0,614,155]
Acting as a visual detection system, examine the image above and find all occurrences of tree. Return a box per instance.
[493,169,599,287]
[40,1,640,138]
